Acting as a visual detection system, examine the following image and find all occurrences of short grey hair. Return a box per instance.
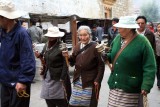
[77,25,92,36]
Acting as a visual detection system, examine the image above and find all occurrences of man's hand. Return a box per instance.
[15,83,26,93]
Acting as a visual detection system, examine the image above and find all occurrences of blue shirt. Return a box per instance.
[0,22,35,87]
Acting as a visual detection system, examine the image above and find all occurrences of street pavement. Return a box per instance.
[30,65,160,107]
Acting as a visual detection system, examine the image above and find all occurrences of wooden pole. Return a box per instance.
[70,15,78,47]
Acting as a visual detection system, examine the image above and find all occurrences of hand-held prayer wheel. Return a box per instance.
[59,42,67,51]
[95,44,105,53]
[60,42,69,67]
[95,43,112,71]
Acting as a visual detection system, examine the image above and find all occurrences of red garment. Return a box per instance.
[149,27,154,33]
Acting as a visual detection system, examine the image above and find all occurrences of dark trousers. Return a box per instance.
[157,56,160,87]
[46,99,68,107]
[1,84,31,107]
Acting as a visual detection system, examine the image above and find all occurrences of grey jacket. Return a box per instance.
[96,27,104,41]
[27,25,43,43]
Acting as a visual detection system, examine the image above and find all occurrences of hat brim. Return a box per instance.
[114,23,140,28]
[0,10,24,19]
[44,32,64,37]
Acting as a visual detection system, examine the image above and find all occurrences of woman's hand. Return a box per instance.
[62,50,69,58]
[141,90,148,96]
[94,82,99,87]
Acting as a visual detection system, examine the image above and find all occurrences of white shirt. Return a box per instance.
[136,29,146,35]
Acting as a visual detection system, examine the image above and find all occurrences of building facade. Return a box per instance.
[102,0,133,18]
[13,0,104,19]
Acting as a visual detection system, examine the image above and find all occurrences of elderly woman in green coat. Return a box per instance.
[104,16,156,107]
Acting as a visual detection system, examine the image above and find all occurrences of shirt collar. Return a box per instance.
[136,29,146,35]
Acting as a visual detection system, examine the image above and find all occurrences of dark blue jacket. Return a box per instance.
[0,22,35,87]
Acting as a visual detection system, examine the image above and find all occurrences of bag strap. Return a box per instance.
[112,34,137,70]
[76,42,95,56]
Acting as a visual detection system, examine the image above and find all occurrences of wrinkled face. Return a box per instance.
[157,24,160,33]
[78,29,90,44]
[136,18,146,31]
[118,28,131,38]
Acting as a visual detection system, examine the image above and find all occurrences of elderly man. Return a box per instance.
[0,1,35,107]
[136,16,156,52]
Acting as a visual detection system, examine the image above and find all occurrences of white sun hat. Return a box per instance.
[0,1,25,19]
[45,26,64,37]
[113,16,140,28]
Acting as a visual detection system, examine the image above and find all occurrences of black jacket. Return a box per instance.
[144,28,156,53]
[41,41,68,80]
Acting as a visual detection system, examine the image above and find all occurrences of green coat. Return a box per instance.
[107,34,156,93]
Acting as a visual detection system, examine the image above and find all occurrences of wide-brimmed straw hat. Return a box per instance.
[45,27,64,37]
[0,1,24,19]
[114,16,139,28]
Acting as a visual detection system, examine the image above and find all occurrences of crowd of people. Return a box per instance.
[0,1,160,107]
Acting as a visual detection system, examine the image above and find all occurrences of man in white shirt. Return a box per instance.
[136,16,156,52]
